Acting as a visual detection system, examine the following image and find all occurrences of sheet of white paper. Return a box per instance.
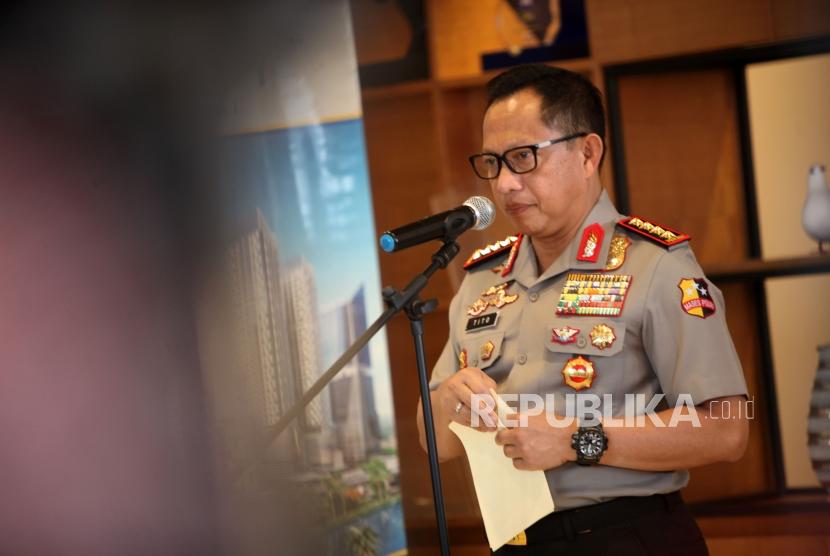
[449,391,555,551]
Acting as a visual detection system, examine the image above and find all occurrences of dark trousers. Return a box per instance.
[493,492,708,556]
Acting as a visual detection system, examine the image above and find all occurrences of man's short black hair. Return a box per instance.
[486,64,606,150]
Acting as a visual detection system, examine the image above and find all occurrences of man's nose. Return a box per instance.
[493,166,523,194]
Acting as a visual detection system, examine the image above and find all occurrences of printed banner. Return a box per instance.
[198,2,407,554]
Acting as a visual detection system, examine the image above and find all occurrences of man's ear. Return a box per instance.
[582,134,604,177]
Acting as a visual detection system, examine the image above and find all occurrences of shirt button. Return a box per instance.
[471,358,479,367]
[529,292,539,302]
[517,353,527,364]
[577,336,587,348]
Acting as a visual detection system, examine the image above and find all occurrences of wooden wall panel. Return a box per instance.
[616,69,773,498]
[617,69,749,267]
[436,88,488,192]
[362,92,454,307]
[684,282,775,502]
[770,0,830,41]
[586,0,773,64]
[363,93,485,533]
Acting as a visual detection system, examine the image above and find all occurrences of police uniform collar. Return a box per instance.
[510,189,621,287]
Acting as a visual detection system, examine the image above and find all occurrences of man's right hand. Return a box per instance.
[436,367,499,431]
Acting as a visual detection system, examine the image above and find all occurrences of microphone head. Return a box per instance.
[463,196,496,231]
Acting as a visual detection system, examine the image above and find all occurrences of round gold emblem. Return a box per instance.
[590,324,616,350]
[562,356,595,390]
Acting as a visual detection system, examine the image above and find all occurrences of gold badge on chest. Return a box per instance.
[458,348,468,370]
[589,324,616,350]
[605,234,631,271]
[467,281,519,316]
[562,355,596,390]
[480,340,496,361]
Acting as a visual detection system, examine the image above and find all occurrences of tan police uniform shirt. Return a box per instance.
[429,189,749,510]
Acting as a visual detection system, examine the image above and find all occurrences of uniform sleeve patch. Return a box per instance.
[678,278,716,318]
[618,216,690,248]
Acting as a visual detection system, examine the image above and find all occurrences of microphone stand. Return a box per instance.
[268,239,460,556]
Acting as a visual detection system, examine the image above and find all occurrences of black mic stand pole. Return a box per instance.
[268,239,461,556]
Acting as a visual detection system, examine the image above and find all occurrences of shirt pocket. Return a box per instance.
[544,318,626,395]
[460,331,505,371]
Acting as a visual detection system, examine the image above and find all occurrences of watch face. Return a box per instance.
[578,430,604,457]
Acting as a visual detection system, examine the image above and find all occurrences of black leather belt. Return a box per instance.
[506,491,684,546]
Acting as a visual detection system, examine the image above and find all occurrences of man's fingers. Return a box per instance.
[495,429,512,446]
[458,367,497,396]
[450,403,472,424]
[450,400,497,430]
[446,380,475,411]
[474,411,498,431]
[450,379,496,422]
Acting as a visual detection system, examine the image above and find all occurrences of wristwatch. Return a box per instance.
[570,422,608,466]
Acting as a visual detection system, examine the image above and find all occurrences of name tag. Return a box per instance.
[466,312,499,332]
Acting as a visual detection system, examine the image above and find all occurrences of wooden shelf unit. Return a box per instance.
[706,255,830,282]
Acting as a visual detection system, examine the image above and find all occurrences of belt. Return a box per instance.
[506,491,684,546]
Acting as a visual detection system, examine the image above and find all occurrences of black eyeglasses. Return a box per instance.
[468,132,588,179]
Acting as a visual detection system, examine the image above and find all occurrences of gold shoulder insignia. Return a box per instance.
[617,216,690,248]
[605,233,631,270]
[463,234,520,270]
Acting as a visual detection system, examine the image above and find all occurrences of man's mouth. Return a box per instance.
[504,203,533,215]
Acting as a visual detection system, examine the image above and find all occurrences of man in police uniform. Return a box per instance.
[416,65,749,555]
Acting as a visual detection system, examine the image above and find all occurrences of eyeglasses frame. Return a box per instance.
[468,132,589,179]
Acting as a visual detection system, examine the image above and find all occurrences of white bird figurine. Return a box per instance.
[803,164,830,253]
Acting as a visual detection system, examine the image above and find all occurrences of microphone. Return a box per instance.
[379,196,496,253]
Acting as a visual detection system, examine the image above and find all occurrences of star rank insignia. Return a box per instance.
[562,356,596,391]
[618,216,690,249]
[605,234,631,270]
[577,223,605,263]
[589,324,616,350]
[556,273,632,317]
[467,282,519,316]
[551,326,580,344]
[678,278,716,319]
[464,234,522,276]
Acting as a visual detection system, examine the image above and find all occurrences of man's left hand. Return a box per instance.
[494,413,577,471]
